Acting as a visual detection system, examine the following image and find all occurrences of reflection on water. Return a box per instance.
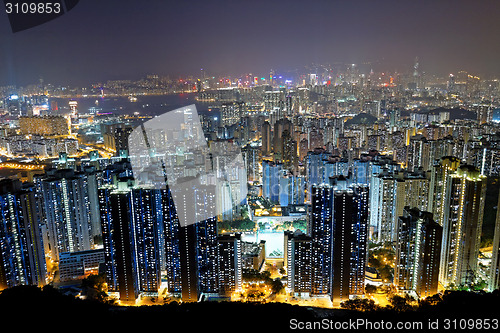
[51,93,215,117]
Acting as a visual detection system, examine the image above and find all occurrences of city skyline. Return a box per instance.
[1,0,500,324]
[2,0,500,86]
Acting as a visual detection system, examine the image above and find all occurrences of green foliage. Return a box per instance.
[418,293,443,308]
[365,284,377,294]
[378,265,394,282]
[367,245,395,282]
[218,218,256,232]
[242,269,271,282]
[81,273,113,303]
[471,279,487,291]
[341,298,379,312]
[242,269,283,294]
[387,294,416,312]
[270,278,284,294]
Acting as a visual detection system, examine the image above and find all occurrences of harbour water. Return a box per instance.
[51,92,217,117]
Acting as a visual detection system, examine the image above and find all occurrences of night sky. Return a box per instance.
[1,0,500,86]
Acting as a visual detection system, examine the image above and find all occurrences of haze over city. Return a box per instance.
[0,1,500,330]
[2,0,500,86]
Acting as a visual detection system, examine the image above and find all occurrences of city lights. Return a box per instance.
[0,0,499,327]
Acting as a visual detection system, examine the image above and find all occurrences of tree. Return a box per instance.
[365,284,377,294]
[81,273,112,303]
[388,295,415,312]
[270,278,284,294]
[368,256,381,268]
[261,270,272,281]
[471,279,487,291]
[379,265,393,282]
[341,298,379,312]
[418,293,442,309]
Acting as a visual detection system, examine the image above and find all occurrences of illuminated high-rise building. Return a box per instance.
[19,115,70,136]
[173,181,219,302]
[281,129,297,171]
[392,170,429,242]
[99,179,139,302]
[286,230,312,296]
[0,179,46,289]
[131,188,162,295]
[394,207,442,298]
[351,159,371,186]
[261,121,272,156]
[241,145,260,182]
[161,188,182,296]
[279,172,305,207]
[262,160,282,203]
[217,233,242,297]
[273,118,293,163]
[331,186,369,306]
[99,179,167,301]
[309,184,333,295]
[220,101,243,127]
[83,166,102,241]
[264,90,284,122]
[389,130,407,165]
[415,213,442,298]
[439,165,486,287]
[36,168,94,261]
[489,187,500,292]
[369,169,398,244]
[305,150,334,201]
[407,135,432,172]
[114,127,133,157]
[370,168,429,244]
[427,156,460,227]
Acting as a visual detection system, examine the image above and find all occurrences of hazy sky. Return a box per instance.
[1,0,500,86]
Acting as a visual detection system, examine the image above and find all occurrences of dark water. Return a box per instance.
[51,92,217,117]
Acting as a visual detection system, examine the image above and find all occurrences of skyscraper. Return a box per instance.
[0,179,46,289]
[415,214,442,298]
[392,169,429,242]
[36,168,94,261]
[83,166,102,242]
[440,165,486,287]
[331,186,369,306]
[427,156,460,227]
[161,188,182,296]
[488,187,500,292]
[100,177,170,302]
[369,169,398,244]
[407,135,431,172]
[220,102,243,127]
[309,184,333,295]
[394,207,442,298]
[395,208,421,291]
[217,233,242,297]
[173,181,220,302]
[262,160,282,203]
[370,168,429,244]
[305,150,334,202]
[99,179,139,302]
[131,188,162,295]
[278,172,305,207]
[261,121,272,156]
[114,126,133,157]
[286,230,312,296]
